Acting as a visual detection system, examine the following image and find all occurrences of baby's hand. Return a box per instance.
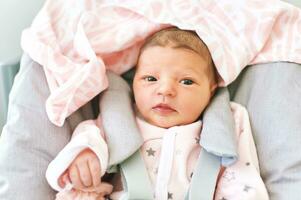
[58,148,101,189]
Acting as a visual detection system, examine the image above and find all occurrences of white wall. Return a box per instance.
[283,0,301,8]
[0,0,45,63]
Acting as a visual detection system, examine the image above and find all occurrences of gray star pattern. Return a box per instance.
[243,185,252,192]
[154,167,158,175]
[168,192,173,199]
[146,147,156,156]
[222,171,235,181]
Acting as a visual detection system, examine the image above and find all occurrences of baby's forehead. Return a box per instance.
[138,46,209,69]
[139,43,211,68]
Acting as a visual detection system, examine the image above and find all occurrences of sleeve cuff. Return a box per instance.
[46,125,108,191]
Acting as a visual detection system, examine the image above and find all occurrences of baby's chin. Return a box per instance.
[148,118,192,129]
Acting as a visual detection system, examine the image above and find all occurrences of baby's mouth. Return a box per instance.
[152,103,176,115]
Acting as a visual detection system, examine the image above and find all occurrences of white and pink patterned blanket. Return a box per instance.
[21,0,301,126]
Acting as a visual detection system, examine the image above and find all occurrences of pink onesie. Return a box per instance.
[46,102,269,200]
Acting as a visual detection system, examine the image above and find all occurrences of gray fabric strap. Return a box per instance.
[200,87,237,166]
[187,148,221,200]
[100,71,143,166]
[120,150,153,200]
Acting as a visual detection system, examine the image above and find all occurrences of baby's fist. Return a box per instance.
[59,148,101,189]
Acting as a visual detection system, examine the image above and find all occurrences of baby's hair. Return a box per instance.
[139,27,217,88]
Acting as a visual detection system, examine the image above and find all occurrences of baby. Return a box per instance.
[47,27,269,200]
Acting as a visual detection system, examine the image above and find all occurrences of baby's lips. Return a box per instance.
[152,103,177,115]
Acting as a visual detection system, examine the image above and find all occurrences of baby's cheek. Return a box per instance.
[181,107,202,124]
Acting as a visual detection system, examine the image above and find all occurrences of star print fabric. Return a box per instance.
[214,103,269,200]
[137,116,202,200]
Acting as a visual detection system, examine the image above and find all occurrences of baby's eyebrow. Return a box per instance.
[173,44,199,54]
[135,68,157,75]
[177,67,203,75]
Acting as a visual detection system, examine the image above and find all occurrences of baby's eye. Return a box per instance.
[180,79,194,85]
[144,76,157,82]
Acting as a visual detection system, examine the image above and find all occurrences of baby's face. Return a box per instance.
[133,46,213,128]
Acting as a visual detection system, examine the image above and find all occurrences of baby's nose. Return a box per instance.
[157,81,176,97]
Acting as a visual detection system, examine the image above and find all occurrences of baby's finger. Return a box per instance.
[88,157,101,187]
[94,182,113,194]
[77,161,93,187]
[69,165,84,189]
[58,172,68,188]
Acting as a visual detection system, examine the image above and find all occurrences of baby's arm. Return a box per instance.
[46,115,109,192]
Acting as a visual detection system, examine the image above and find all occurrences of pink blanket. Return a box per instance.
[21,0,301,126]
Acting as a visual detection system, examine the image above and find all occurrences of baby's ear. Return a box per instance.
[210,83,218,96]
